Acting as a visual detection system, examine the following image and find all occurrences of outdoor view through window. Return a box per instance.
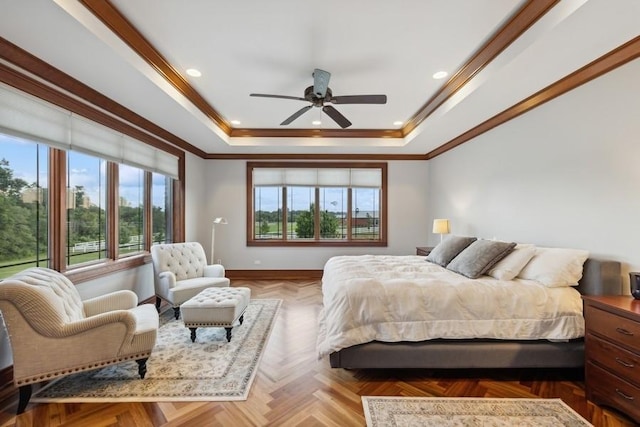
[0,133,173,279]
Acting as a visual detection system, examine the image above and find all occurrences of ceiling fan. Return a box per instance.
[250,69,387,129]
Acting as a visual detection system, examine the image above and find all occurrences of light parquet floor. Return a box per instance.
[0,279,637,426]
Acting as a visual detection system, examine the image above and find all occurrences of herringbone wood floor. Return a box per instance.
[0,279,637,426]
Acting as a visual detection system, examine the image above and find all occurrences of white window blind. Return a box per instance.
[253,167,381,188]
[0,84,179,179]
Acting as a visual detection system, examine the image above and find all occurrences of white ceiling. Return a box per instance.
[1,0,639,155]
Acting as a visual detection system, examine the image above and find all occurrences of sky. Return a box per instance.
[0,133,168,208]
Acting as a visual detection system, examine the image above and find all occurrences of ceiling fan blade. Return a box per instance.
[330,94,387,104]
[250,93,306,101]
[322,106,352,129]
[281,105,313,125]
[312,69,331,98]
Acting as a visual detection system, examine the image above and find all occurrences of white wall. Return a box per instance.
[427,58,640,292]
[188,160,430,270]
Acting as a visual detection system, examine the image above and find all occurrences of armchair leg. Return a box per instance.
[136,358,148,379]
[155,296,162,312]
[173,307,180,320]
[17,384,32,415]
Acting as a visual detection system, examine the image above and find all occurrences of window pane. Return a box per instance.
[352,188,380,240]
[67,151,107,265]
[254,186,282,239]
[0,134,48,278]
[288,187,314,240]
[152,172,172,244]
[119,164,144,256]
[319,187,347,239]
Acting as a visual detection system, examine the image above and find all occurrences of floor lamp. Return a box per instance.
[211,217,228,264]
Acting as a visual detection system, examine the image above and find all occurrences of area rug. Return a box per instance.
[31,298,281,402]
[362,397,592,426]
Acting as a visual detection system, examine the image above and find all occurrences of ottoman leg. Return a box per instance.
[239,314,244,325]
[173,307,180,320]
[189,327,197,342]
[225,327,233,342]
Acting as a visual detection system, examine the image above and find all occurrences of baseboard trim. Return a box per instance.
[226,269,322,280]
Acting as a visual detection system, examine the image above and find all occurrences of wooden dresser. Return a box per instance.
[583,295,640,423]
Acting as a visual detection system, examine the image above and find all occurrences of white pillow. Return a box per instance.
[487,244,536,281]
[516,246,589,287]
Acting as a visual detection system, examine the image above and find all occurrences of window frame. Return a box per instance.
[246,161,387,247]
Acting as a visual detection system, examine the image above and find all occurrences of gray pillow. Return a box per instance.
[447,239,517,279]
[425,235,477,267]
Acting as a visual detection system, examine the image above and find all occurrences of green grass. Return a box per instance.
[0,247,143,279]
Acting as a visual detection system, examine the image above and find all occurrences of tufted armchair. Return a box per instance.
[150,242,230,319]
[0,267,159,414]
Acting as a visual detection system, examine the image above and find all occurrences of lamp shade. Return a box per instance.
[432,219,450,234]
[213,217,228,225]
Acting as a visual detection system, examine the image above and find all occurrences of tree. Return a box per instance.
[320,210,339,238]
[295,207,314,238]
[295,204,339,238]
[259,219,270,236]
[0,159,38,261]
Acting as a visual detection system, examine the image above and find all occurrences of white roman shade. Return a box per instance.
[0,84,179,179]
[253,167,382,188]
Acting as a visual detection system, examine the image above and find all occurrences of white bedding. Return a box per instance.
[317,255,585,358]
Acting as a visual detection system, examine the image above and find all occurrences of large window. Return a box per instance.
[248,162,387,246]
[0,83,182,280]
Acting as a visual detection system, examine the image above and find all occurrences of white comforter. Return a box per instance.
[317,255,585,358]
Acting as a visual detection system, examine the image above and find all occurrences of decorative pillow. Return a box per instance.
[487,244,537,281]
[446,239,517,279]
[425,235,477,267]
[517,247,589,287]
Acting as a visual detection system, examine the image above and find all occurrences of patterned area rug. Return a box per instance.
[31,299,281,402]
[362,397,592,426]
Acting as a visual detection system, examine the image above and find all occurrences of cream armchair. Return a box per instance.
[151,242,230,319]
[0,267,159,414]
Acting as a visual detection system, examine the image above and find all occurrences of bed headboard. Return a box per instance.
[578,258,622,296]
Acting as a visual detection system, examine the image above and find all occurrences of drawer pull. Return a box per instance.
[615,327,634,336]
[615,388,635,400]
[615,357,635,368]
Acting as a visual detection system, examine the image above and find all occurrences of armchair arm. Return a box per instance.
[204,264,225,278]
[57,310,137,338]
[158,271,177,288]
[83,290,138,317]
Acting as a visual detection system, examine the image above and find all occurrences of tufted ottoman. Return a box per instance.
[180,287,251,342]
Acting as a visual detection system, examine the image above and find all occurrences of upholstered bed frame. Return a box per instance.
[329,259,622,369]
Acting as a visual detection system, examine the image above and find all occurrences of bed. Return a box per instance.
[318,241,622,370]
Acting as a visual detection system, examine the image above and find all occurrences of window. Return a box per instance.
[247,162,387,247]
[118,164,144,257]
[152,172,173,244]
[0,134,48,279]
[0,84,182,280]
[66,151,107,266]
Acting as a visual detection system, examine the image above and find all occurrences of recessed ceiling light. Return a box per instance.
[230,120,241,125]
[393,121,403,126]
[186,68,202,77]
[312,120,321,126]
[432,71,448,80]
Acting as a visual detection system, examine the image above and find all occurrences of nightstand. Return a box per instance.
[416,246,434,256]
[582,295,640,424]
